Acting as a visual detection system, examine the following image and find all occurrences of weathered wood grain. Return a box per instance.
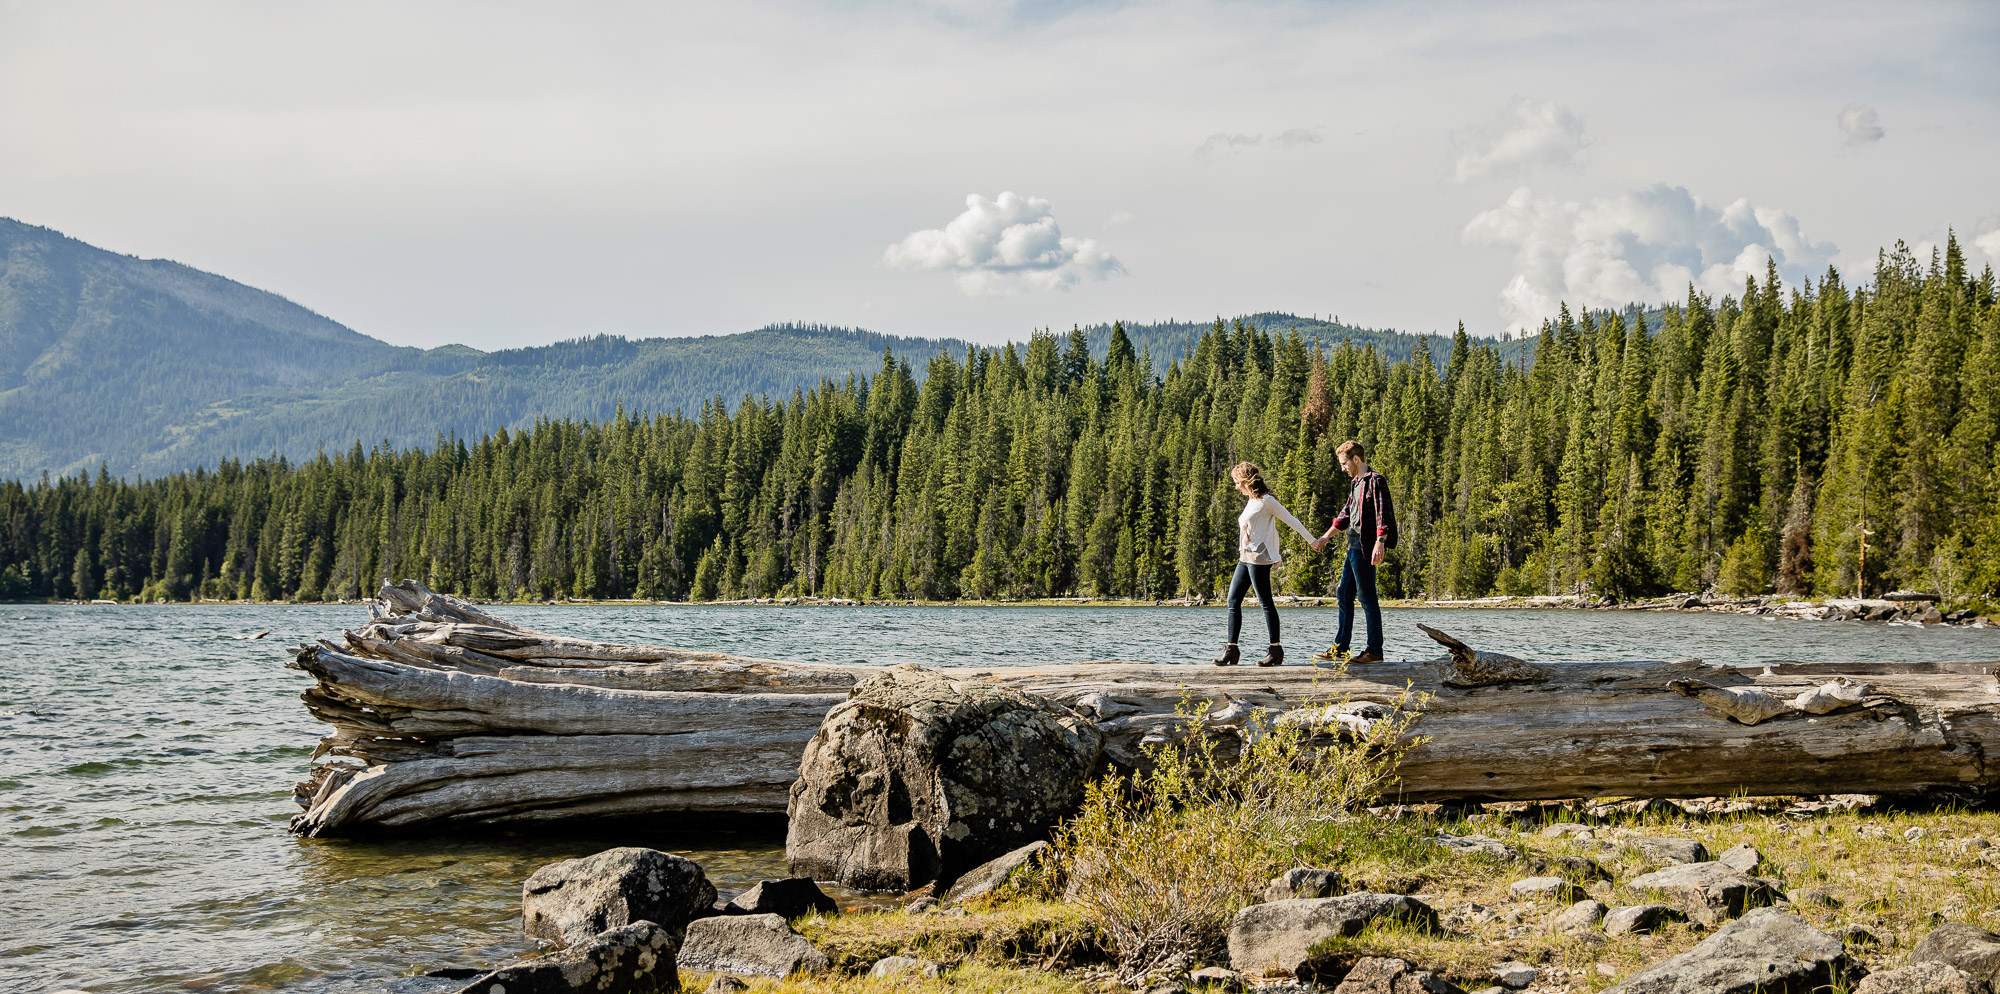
[286,580,2000,836]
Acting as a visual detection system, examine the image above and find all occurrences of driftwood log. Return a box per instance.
[287,581,2000,836]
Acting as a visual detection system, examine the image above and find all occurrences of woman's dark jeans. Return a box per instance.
[1335,543,1383,652]
[1226,560,1278,645]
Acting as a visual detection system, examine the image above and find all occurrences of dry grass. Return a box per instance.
[669,799,2000,993]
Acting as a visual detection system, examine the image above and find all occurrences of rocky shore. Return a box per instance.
[414,796,2000,994]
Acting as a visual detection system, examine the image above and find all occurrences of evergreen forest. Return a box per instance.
[2,239,1996,606]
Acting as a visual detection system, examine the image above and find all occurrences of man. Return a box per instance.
[1314,440,1395,664]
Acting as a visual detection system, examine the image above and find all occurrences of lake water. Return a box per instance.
[5,602,1998,993]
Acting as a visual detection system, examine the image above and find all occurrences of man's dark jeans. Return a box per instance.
[1335,542,1383,653]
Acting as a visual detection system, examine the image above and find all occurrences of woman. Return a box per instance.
[1216,461,1323,667]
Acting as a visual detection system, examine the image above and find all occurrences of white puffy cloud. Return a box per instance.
[1450,98,1588,184]
[1838,103,1885,147]
[1976,229,2000,266]
[1195,127,1323,157]
[1463,184,1838,333]
[884,192,1125,295]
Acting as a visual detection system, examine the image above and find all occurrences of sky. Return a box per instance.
[1,0,1996,350]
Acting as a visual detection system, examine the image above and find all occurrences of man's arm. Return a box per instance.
[1323,490,1353,541]
[1369,474,1392,565]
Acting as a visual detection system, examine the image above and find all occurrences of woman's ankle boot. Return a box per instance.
[1256,644,1285,667]
[1213,644,1240,667]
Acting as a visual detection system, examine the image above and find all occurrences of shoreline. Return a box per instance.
[24,593,1995,626]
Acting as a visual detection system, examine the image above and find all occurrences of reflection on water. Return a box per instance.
[3,603,1997,992]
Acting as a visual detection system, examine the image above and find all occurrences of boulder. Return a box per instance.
[1493,961,1537,989]
[868,956,945,979]
[1605,908,1856,994]
[1632,837,1710,865]
[1263,867,1345,902]
[1604,904,1687,936]
[1228,894,1439,978]
[1554,899,1608,933]
[941,841,1049,905]
[1718,844,1761,874]
[702,978,748,994]
[724,878,836,919]
[453,921,678,994]
[677,913,831,978]
[1330,957,1465,994]
[1625,861,1779,924]
[1858,964,1992,994]
[1912,924,2000,982]
[523,848,716,948]
[1787,887,1840,908]
[1509,876,1586,902]
[785,665,1103,891]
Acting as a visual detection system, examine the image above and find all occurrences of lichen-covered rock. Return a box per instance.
[1857,963,1992,994]
[1262,867,1345,902]
[1718,844,1762,874]
[1509,876,1585,902]
[785,665,1103,891]
[1605,908,1856,994]
[1632,837,1710,866]
[453,921,679,994]
[1329,957,1465,994]
[522,848,716,948]
[1625,861,1778,924]
[677,913,830,978]
[1912,923,2000,983]
[1227,894,1438,978]
[1604,904,1687,936]
[1554,899,1607,933]
[868,955,945,979]
[942,841,1050,905]
[723,878,836,919]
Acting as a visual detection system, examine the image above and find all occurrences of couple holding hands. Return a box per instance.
[1215,439,1396,668]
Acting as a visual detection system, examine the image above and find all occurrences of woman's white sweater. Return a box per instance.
[1237,494,1316,565]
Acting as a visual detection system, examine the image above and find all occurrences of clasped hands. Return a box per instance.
[1310,534,1387,566]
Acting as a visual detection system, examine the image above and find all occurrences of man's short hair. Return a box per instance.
[1335,440,1365,462]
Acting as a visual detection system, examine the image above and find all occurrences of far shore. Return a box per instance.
[26,592,1997,626]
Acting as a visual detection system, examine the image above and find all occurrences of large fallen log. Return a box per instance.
[287,581,2000,836]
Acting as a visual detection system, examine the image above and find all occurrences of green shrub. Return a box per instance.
[1052,687,1428,975]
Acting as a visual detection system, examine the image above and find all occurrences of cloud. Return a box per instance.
[1976,229,2000,266]
[1838,103,1885,147]
[1450,98,1588,184]
[884,191,1125,295]
[1195,127,1324,157]
[1462,184,1838,333]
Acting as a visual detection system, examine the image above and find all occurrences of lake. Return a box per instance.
[5,602,1998,992]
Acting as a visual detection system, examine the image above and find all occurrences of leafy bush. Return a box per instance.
[1052,686,1428,975]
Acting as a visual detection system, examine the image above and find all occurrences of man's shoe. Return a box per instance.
[1213,644,1241,667]
[1311,645,1347,662]
[1255,645,1285,667]
[1349,649,1385,664]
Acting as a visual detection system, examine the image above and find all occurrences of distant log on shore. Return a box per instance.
[287,581,2000,837]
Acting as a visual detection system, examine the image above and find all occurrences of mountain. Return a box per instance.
[0,218,1524,480]
[0,219,977,479]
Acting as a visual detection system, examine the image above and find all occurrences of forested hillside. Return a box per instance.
[0,218,1426,480]
[1,237,1994,605]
